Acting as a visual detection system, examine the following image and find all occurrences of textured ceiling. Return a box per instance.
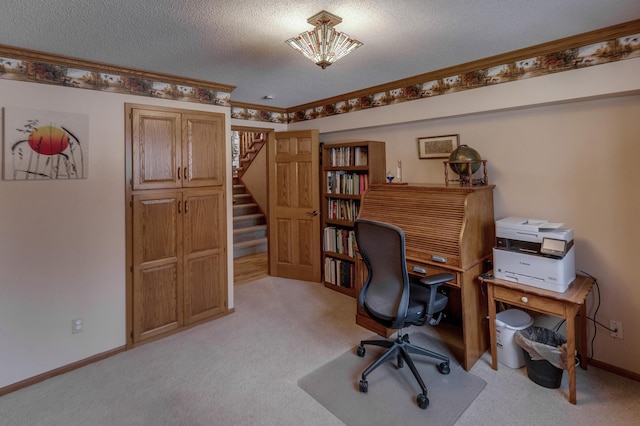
[2,1,640,108]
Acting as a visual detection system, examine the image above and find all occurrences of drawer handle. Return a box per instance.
[521,296,529,303]
[412,266,427,274]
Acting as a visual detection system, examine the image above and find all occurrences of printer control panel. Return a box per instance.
[540,237,569,257]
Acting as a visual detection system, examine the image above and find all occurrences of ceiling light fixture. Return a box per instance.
[285,10,363,69]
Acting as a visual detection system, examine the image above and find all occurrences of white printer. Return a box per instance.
[493,217,576,292]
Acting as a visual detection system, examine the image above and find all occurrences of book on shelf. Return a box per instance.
[327,198,360,221]
[323,256,354,288]
[354,147,368,166]
[330,146,354,167]
[327,171,369,195]
[359,174,368,194]
[323,227,356,256]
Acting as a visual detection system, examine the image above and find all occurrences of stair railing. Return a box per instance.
[236,131,266,178]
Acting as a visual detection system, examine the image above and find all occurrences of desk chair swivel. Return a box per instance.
[354,219,454,409]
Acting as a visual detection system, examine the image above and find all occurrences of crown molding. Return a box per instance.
[0,43,236,93]
[230,100,287,114]
[1,18,638,123]
[286,19,640,113]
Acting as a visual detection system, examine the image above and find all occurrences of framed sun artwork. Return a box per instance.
[3,108,89,180]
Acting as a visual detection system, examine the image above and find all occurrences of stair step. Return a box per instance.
[233,184,246,195]
[233,213,266,228]
[233,224,267,243]
[233,193,252,203]
[234,238,268,258]
[233,203,259,217]
[231,178,267,258]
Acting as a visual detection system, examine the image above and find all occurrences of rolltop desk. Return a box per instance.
[355,184,495,371]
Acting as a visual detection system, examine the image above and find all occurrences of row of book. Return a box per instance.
[323,226,356,257]
[326,171,369,195]
[324,257,355,289]
[328,146,368,167]
[326,198,360,221]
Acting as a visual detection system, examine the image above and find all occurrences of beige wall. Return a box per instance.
[0,79,233,388]
[1,54,638,390]
[241,146,268,213]
[297,59,640,375]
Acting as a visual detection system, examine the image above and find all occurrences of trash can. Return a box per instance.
[495,309,534,368]
[515,326,567,389]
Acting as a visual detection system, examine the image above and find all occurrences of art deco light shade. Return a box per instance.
[285,10,363,69]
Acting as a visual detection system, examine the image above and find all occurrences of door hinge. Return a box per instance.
[130,266,133,272]
[129,200,133,208]
[130,330,134,339]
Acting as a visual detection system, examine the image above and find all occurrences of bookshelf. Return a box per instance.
[321,141,386,297]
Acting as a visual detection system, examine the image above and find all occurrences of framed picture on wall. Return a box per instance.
[417,134,459,159]
[3,108,89,180]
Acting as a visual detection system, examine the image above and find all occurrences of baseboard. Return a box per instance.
[0,346,126,397]
[2,308,238,397]
[127,308,236,349]
[589,358,640,382]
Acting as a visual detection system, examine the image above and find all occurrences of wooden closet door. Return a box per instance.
[132,191,184,342]
[182,188,227,324]
[182,113,225,188]
[131,109,182,190]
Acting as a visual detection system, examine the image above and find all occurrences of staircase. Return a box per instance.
[233,177,268,258]
[235,132,266,178]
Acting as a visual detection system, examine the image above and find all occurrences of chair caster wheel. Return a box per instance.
[397,354,404,368]
[359,379,368,393]
[417,393,429,409]
[357,346,365,357]
[438,362,450,375]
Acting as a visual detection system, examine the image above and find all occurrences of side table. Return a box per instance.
[480,273,594,404]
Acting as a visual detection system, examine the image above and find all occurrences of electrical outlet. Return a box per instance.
[610,320,623,339]
[72,318,83,334]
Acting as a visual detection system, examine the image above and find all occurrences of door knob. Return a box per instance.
[307,210,319,216]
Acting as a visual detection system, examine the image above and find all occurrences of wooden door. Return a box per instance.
[182,113,225,188]
[268,130,321,281]
[131,109,182,190]
[183,188,227,324]
[132,191,183,342]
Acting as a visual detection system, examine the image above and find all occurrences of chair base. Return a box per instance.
[357,332,450,409]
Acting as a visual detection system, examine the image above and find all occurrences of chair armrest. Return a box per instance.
[414,273,453,325]
[418,273,454,287]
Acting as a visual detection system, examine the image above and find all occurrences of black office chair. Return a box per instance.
[354,218,454,409]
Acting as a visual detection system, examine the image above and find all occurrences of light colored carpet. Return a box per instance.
[299,332,486,426]
[1,277,639,425]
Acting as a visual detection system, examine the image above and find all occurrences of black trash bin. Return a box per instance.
[515,327,567,389]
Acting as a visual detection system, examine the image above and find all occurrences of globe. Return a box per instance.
[448,144,481,176]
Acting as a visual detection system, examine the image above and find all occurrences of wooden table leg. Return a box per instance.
[578,303,588,370]
[487,283,498,370]
[565,306,577,404]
